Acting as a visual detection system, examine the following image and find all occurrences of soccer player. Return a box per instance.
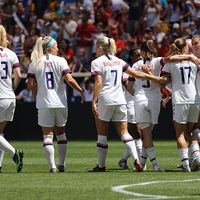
[27,36,84,173]
[0,25,23,173]
[88,36,166,172]
[130,40,166,172]
[162,37,200,172]
[191,34,200,142]
[118,48,144,169]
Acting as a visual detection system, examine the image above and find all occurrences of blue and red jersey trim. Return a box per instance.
[123,63,129,72]
[91,71,101,77]
[62,68,71,76]
[13,62,20,69]
[27,73,35,78]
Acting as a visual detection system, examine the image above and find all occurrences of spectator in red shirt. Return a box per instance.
[75,13,96,68]
[111,29,126,58]
[58,39,75,69]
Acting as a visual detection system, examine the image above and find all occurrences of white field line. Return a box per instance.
[112,179,200,199]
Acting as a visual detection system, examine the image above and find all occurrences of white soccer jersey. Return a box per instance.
[196,69,200,98]
[162,61,200,104]
[0,47,20,99]
[132,57,163,102]
[91,54,127,105]
[28,54,71,109]
[122,73,134,104]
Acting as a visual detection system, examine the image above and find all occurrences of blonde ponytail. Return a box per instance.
[31,37,44,67]
[0,25,8,48]
[96,36,117,55]
[31,36,55,67]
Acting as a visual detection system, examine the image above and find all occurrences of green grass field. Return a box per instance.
[1,140,200,200]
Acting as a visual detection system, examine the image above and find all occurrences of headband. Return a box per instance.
[43,38,57,50]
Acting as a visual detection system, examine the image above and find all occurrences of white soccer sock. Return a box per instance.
[146,147,159,167]
[43,135,56,169]
[179,148,189,168]
[121,146,130,160]
[0,133,5,167]
[121,133,138,161]
[190,143,200,160]
[0,135,15,157]
[135,139,143,160]
[192,128,200,143]
[56,133,67,166]
[141,147,147,167]
[97,135,108,168]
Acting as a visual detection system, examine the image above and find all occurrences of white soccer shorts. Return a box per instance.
[38,107,68,127]
[98,104,127,122]
[173,104,199,124]
[0,99,16,122]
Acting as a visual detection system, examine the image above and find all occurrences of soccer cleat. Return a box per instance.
[191,157,200,171]
[88,165,106,172]
[58,165,65,172]
[118,158,128,169]
[177,164,183,169]
[13,150,23,173]
[182,166,191,172]
[49,168,57,173]
[153,165,165,172]
[134,159,143,172]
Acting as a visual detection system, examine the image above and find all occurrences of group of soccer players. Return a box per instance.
[89,35,200,173]
[1,23,200,173]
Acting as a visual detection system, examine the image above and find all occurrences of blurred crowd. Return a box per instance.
[2,0,200,101]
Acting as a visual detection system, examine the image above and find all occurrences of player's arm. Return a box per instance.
[93,75,102,103]
[27,77,37,97]
[64,73,84,103]
[125,66,168,84]
[13,66,22,91]
[126,77,135,96]
[92,74,102,117]
[141,64,166,87]
[160,71,172,85]
[164,54,200,66]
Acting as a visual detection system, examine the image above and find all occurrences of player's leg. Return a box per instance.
[0,122,6,172]
[0,99,23,173]
[55,126,67,172]
[88,117,109,172]
[113,104,142,171]
[192,111,200,142]
[118,101,135,169]
[55,108,68,172]
[118,122,142,169]
[42,127,56,173]
[140,123,164,172]
[174,121,191,172]
[186,105,200,171]
[129,123,143,162]
[38,108,56,173]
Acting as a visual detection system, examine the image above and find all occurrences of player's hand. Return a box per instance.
[80,89,85,104]
[92,101,99,117]
[189,55,200,66]
[142,64,153,75]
